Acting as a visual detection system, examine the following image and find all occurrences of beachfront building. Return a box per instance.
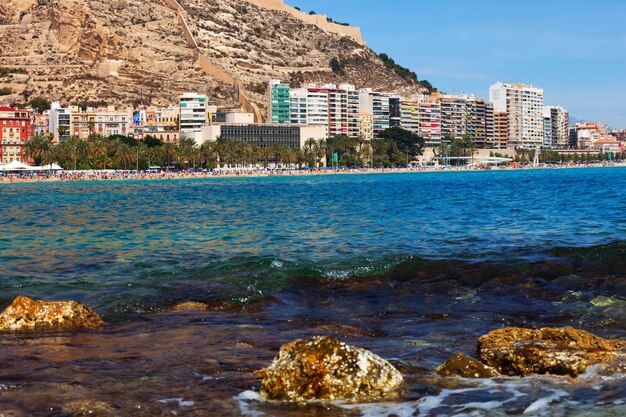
[69,106,133,139]
[268,80,291,124]
[200,124,327,149]
[0,107,34,164]
[574,123,607,149]
[179,93,209,140]
[418,96,442,145]
[289,83,359,138]
[543,105,569,149]
[543,110,553,149]
[359,89,392,137]
[48,101,71,143]
[439,94,467,141]
[358,113,374,140]
[289,87,329,132]
[489,82,544,149]
[494,112,509,149]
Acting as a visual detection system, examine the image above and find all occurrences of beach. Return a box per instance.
[1,161,625,184]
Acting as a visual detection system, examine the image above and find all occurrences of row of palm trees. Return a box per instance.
[22,134,334,171]
[23,129,422,171]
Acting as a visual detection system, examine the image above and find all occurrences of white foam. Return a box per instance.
[235,391,265,417]
[523,389,569,415]
[158,397,195,407]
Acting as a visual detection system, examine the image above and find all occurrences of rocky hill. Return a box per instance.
[0,0,429,120]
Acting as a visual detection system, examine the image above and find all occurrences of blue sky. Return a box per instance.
[290,0,626,128]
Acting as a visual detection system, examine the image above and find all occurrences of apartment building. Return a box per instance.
[418,97,442,145]
[439,94,467,140]
[489,82,544,149]
[0,107,34,164]
[574,123,607,149]
[70,106,132,139]
[48,101,71,142]
[494,112,509,149]
[268,80,291,124]
[543,111,553,149]
[358,113,374,140]
[359,89,392,137]
[543,105,569,149]
[179,93,209,139]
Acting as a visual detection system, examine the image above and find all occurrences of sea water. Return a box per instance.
[0,168,624,416]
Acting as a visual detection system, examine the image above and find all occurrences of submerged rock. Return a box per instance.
[256,336,403,402]
[0,296,104,332]
[436,352,500,378]
[171,301,210,312]
[478,327,626,377]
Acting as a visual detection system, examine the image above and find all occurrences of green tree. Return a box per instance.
[29,97,50,114]
[376,127,425,163]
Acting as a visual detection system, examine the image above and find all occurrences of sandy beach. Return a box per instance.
[1,162,625,184]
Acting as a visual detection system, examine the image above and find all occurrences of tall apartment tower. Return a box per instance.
[268,80,291,124]
[489,82,544,149]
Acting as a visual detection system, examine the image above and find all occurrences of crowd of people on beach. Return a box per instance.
[0,161,623,183]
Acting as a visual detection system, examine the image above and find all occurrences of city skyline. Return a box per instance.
[291,0,626,129]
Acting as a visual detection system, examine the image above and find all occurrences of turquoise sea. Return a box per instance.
[0,168,625,416]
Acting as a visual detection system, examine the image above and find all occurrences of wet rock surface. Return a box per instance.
[256,336,403,402]
[171,301,211,312]
[436,352,501,378]
[0,296,104,332]
[478,327,626,377]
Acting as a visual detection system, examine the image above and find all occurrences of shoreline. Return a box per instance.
[1,162,625,184]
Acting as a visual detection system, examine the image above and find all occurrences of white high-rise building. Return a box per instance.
[179,93,208,139]
[489,82,544,149]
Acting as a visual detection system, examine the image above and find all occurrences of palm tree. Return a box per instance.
[161,142,178,171]
[89,135,108,169]
[115,143,135,170]
[23,134,52,165]
[302,138,318,168]
[57,125,69,142]
[178,136,198,170]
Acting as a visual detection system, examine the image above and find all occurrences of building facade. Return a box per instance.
[489,82,544,149]
[543,105,569,149]
[268,80,291,124]
[201,124,327,149]
[179,93,208,138]
[0,107,34,164]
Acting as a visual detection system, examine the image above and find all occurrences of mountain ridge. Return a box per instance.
[0,0,428,120]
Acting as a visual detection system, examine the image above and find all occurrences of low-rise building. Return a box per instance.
[200,124,327,148]
[0,107,34,164]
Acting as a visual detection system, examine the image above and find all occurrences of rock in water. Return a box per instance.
[0,296,104,332]
[436,352,500,378]
[478,327,626,377]
[256,336,403,402]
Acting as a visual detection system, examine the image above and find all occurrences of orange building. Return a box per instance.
[0,107,34,164]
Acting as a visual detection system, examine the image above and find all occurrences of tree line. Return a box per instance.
[22,128,427,170]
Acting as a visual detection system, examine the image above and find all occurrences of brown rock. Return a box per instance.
[171,301,210,312]
[478,327,626,377]
[0,295,104,332]
[436,352,500,378]
[256,336,403,402]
